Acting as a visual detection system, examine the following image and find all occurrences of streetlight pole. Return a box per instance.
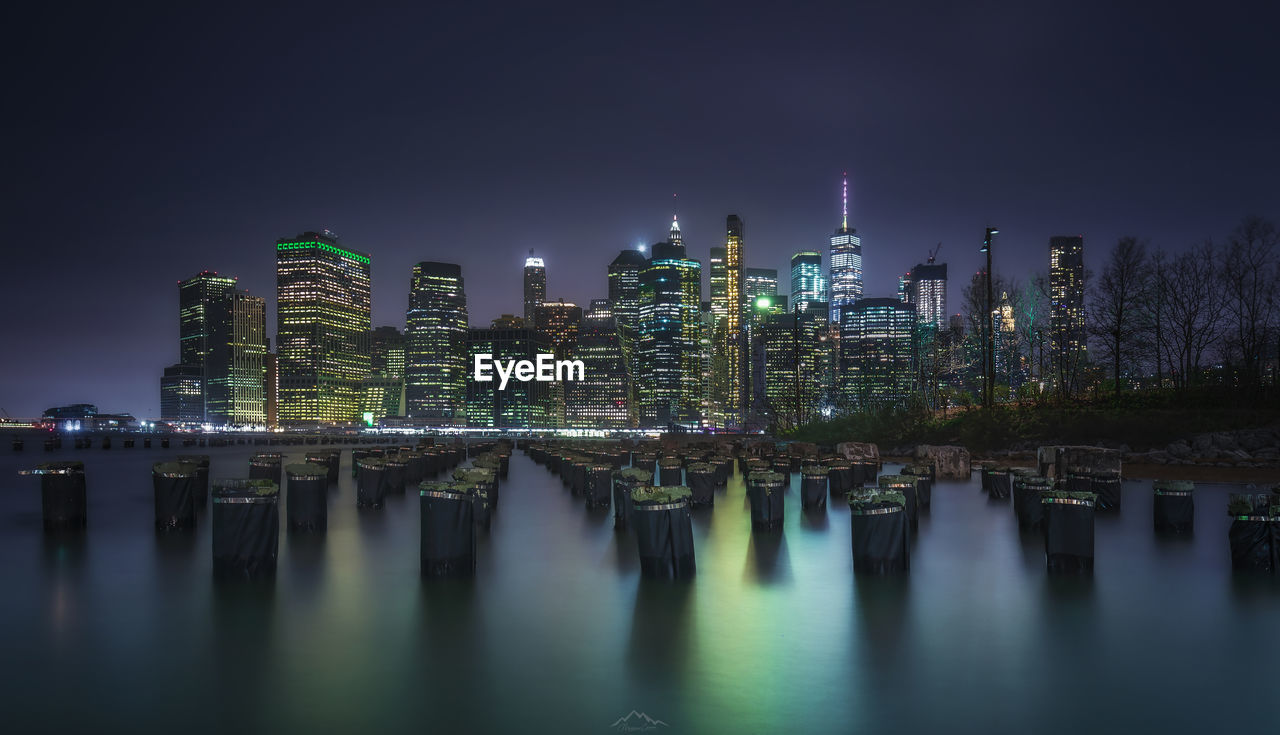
[981,227,998,410]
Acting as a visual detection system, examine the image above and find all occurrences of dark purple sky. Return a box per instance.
[4,2,1277,418]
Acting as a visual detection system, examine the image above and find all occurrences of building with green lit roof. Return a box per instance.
[275,231,372,425]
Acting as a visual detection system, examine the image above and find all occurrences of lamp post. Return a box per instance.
[980,228,998,410]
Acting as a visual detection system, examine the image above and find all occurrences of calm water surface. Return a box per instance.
[2,444,1278,734]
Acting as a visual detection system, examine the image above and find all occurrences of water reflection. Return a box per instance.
[3,445,1280,733]
[154,529,198,562]
[285,531,326,600]
[627,579,696,681]
[1017,527,1045,572]
[743,532,791,584]
[611,529,638,573]
[41,532,87,574]
[211,582,277,732]
[852,575,910,669]
[800,507,829,532]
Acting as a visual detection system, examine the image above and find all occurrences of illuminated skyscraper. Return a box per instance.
[638,240,702,427]
[490,314,525,329]
[160,363,203,424]
[724,214,747,424]
[361,326,405,419]
[275,231,372,424]
[608,249,647,422]
[607,250,646,334]
[709,247,727,322]
[829,174,863,326]
[175,271,236,422]
[790,251,826,307]
[1049,235,1085,359]
[534,299,582,428]
[840,298,916,410]
[534,299,583,356]
[567,316,632,428]
[179,271,237,369]
[524,251,546,328]
[405,261,467,424]
[207,290,267,425]
[900,262,948,329]
[587,299,614,321]
[170,272,267,426]
[466,327,553,428]
[745,268,778,306]
[698,306,720,427]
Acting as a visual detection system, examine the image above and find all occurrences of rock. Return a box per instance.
[836,442,880,463]
[1042,445,1122,478]
[1212,432,1241,451]
[914,445,971,479]
[1191,434,1213,453]
[788,442,819,457]
[1239,431,1272,452]
[1165,441,1192,459]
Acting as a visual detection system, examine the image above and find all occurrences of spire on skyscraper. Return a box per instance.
[842,172,848,231]
[671,193,680,233]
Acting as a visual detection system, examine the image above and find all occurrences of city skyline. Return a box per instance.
[4,3,1278,417]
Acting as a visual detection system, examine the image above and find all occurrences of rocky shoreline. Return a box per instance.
[879,426,1280,483]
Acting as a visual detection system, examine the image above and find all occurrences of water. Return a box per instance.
[2,444,1278,734]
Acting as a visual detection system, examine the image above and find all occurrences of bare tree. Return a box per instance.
[1012,277,1049,399]
[1143,249,1170,387]
[1163,242,1224,389]
[1219,215,1279,392]
[1089,237,1148,400]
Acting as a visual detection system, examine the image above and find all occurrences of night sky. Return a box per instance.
[4,2,1277,418]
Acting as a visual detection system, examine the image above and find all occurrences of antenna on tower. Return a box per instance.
[841,173,848,230]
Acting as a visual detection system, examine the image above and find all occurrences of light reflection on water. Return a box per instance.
[1,446,1279,734]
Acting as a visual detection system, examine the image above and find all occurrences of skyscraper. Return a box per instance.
[275,231,372,424]
[160,363,203,423]
[840,298,916,410]
[533,299,582,428]
[361,326,406,420]
[1049,235,1086,389]
[175,271,236,422]
[466,326,553,428]
[790,251,826,307]
[179,271,237,371]
[709,246,727,322]
[745,268,778,306]
[587,299,614,321]
[523,251,546,328]
[608,249,647,423]
[607,250,646,334]
[534,299,583,356]
[724,214,747,424]
[637,240,702,427]
[207,289,267,425]
[566,316,632,428]
[900,262,948,329]
[405,261,467,424]
[829,174,863,326]
[168,272,267,426]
